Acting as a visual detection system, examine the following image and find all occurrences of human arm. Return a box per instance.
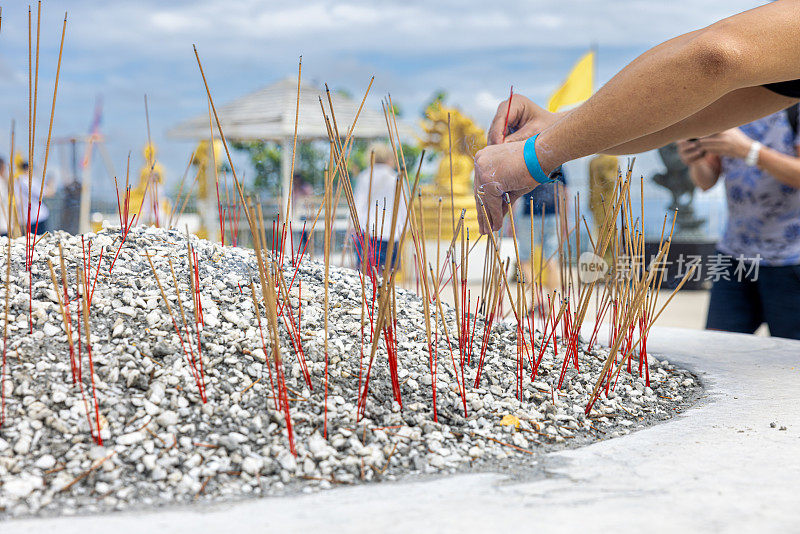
[475,0,800,232]
[605,87,797,155]
[754,145,800,189]
[536,0,800,172]
[488,87,796,156]
[694,127,800,189]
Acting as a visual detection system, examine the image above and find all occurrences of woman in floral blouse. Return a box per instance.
[678,106,800,339]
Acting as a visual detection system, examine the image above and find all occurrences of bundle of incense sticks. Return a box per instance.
[46,252,105,445]
[2,26,700,449]
[259,56,693,428]
[1,116,13,429]
[20,4,66,336]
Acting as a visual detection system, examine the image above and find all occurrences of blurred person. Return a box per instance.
[0,158,26,237]
[18,161,50,235]
[516,170,567,295]
[291,171,314,219]
[291,172,314,252]
[0,157,30,237]
[677,105,800,339]
[347,158,363,181]
[0,157,9,237]
[57,173,82,235]
[474,0,800,234]
[352,143,405,270]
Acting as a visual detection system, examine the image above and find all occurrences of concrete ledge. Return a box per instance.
[6,327,800,533]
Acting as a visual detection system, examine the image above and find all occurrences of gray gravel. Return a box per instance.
[0,226,701,518]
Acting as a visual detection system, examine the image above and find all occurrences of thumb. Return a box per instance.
[504,131,530,143]
[504,123,541,143]
[487,123,505,145]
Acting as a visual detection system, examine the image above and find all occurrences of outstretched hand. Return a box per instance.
[695,128,752,159]
[477,93,560,234]
[487,95,560,146]
[473,141,537,234]
[676,139,707,165]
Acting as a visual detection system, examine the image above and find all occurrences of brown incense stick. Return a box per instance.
[447,113,456,237]
[285,56,302,221]
[32,11,66,240]
[323,160,332,437]
[166,150,197,229]
[476,197,519,323]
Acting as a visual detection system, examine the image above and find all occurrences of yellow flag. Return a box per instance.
[547,50,595,112]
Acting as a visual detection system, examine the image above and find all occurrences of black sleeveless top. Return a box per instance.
[764,80,800,98]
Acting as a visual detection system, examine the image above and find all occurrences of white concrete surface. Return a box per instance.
[6,327,800,533]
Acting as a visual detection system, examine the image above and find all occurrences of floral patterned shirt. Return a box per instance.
[718,109,800,266]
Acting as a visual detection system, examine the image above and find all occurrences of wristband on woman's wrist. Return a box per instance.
[523,134,560,184]
[745,141,762,167]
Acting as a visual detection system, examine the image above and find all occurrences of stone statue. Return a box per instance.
[651,143,705,233]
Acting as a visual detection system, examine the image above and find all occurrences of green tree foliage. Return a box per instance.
[233,138,422,193]
[231,95,424,192]
[424,90,448,114]
[230,140,327,193]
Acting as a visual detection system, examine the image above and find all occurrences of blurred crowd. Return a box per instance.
[0,155,54,237]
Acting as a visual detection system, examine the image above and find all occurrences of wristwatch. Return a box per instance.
[745,141,762,167]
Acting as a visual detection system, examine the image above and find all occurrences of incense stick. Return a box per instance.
[32,11,66,240]
[285,57,302,221]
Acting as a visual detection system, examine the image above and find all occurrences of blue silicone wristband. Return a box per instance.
[523,134,556,184]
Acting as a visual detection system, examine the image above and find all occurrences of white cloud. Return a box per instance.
[474,91,503,116]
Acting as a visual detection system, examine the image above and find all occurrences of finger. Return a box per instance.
[491,210,504,232]
[474,161,490,233]
[488,99,529,145]
[487,100,514,145]
[695,139,717,150]
[504,123,540,144]
[474,179,495,234]
[487,120,505,146]
[680,144,702,154]
[695,142,719,155]
[479,182,506,233]
[689,146,707,158]
[476,194,491,234]
[475,191,489,234]
[679,146,704,161]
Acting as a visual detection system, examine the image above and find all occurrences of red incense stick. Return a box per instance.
[501,86,514,142]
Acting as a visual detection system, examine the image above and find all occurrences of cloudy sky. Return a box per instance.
[0,0,764,201]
